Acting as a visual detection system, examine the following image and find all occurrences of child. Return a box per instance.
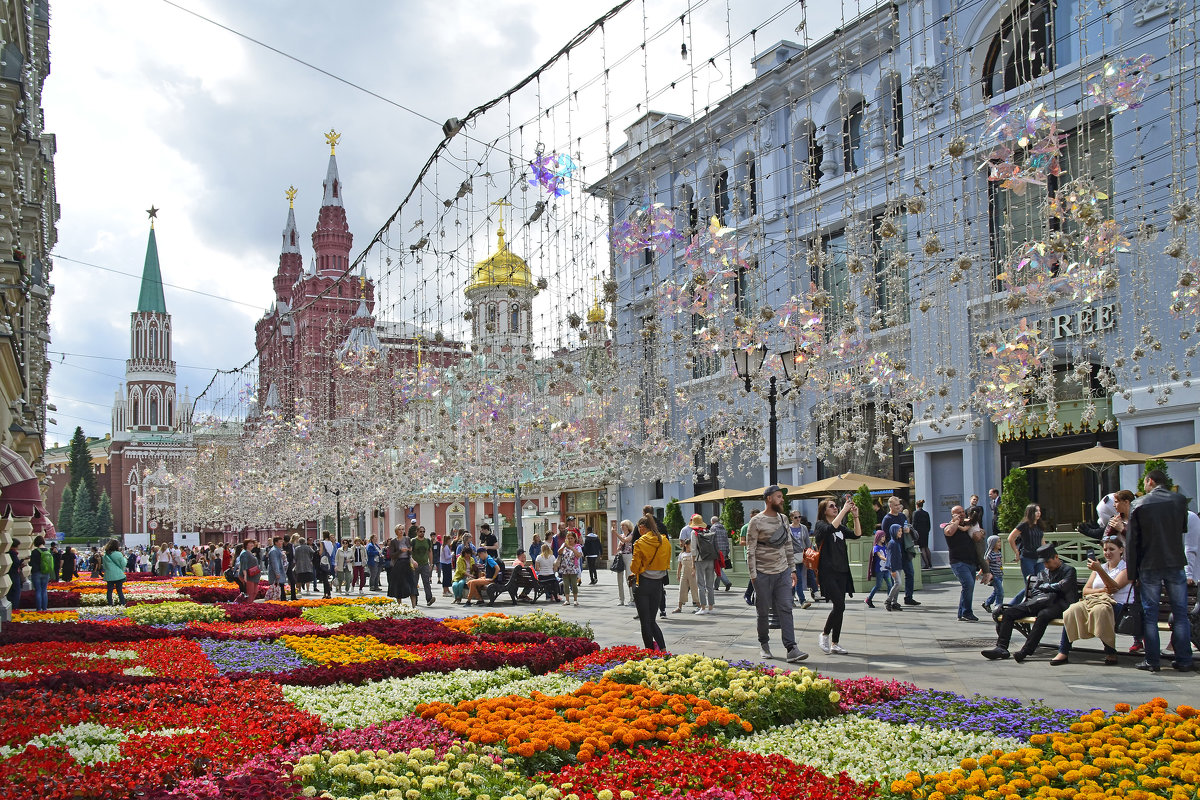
[982,535,1005,614]
[885,524,904,611]
[865,530,891,608]
[673,539,700,612]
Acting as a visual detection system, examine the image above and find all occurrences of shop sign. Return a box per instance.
[1049,303,1116,340]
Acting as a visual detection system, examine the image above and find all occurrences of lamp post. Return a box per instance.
[323,484,343,539]
[731,345,799,486]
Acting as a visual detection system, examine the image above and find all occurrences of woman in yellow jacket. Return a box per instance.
[630,515,671,649]
[451,546,473,604]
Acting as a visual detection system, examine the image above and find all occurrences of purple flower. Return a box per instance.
[857,688,1088,740]
[196,638,311,674]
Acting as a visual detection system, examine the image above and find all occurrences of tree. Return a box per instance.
[58,485,74,536]
[998,467,1030,533]
[664,498,684,539]
[720,497,745,535]
[66,427,99,515]
[95,492,113,539]
[853,485,878,535]
[71,483,95,541]
[1137,459,1171,495]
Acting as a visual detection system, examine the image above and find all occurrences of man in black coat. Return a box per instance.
[982,543,1077,663]
[912,500,932,569]
[1127,469,1193,672]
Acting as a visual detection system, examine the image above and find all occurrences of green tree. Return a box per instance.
[720,497,745,534]
[71,483,95,541]
[66,427,99,514]
[1137,459,1171,494]
[998,468,1030,532]
[664,498,684,539]
[95,492,113,538]
[853,485,878,534]
[58,484,74,536]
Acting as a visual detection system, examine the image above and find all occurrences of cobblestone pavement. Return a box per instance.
[367,572,1199,709]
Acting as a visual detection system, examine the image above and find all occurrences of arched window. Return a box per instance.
[148,324,157,358]
[677,184,698,234]
[794,120,823,189]
[888,80,904,151]
[487,304,498,324]
[712,168,730,222]
[983,0,1054,100]
[149,395,159,427]
[843,101,865,173]
[736,152,758,218]
[131,393,141,427]
[511,305,520,333]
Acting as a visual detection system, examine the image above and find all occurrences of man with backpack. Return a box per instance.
[29,535,53,611]
[694,521,719,615]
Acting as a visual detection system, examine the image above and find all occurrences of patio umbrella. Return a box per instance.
[1021,444,1154,522]
[1152,442,1200,461]
[675,487,755,504]
[789,473,908,498]
[739,484,807,499]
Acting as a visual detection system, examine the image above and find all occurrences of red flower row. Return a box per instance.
[556,645,665,674]
[0,639,217,682]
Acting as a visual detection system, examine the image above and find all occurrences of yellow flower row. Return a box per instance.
[12,610,77,622]
[891,699,1200,800]
[279,634,418,665]
[265,596,395,608]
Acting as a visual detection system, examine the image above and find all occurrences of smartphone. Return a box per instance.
[1085,547,1096,562]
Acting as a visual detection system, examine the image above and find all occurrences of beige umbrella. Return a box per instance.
[1021,444,1154,470]
[675,487,756,504]
[790,472,908,498]
[1153,442,1200,461]
[740,484,808,498]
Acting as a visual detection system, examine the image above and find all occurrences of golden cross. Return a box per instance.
[325,129,341,155]
[285,185,298,208]
[490,198,513,230]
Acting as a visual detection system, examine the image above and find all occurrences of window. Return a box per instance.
[734,261,753,315]
[738,152,758,217]
[805,125,823,188]
[989,118,1112,278]
[678,184,698,234]
[712,168,730,222]
[149,396,159,427]
[148,326,157,358]
[511,305,520,333]
[691,313,721,379]
[890,82,904,151]
[487,304,497,324]
[983,0,1054,100]
[843,102,865,173]
[813,230,850,334]
[131,397,140,427]
[873,214,910,324]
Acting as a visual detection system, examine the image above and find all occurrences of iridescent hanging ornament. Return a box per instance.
[1170,260,1200,317]
[1088,55,1155,113]
[610,202,683,257]
[528,149,577,197]
[979,103,1066,194]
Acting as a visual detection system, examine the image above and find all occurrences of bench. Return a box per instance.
[488,564,549,606]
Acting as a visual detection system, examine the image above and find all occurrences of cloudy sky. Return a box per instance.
[43,0,824,445]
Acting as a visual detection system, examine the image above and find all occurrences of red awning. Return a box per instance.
[0,445,35,487]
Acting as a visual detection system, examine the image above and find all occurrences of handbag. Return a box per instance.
[803,543,822,572]
[246,566,261,580]
[609,552,624,572]
[1115,583,1144,636]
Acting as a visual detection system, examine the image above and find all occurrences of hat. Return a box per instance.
[1036,542,1058,560]
[689,514,704,526]
[763,484,783,498]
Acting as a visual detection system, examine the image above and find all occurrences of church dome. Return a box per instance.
[467,224,533,293]
[586,301,606,324]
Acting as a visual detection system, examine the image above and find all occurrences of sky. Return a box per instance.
[42,0,826,445]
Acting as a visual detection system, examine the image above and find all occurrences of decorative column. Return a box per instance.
[864,106,888,163]
[0,514,12,623]
[818,128,842,180]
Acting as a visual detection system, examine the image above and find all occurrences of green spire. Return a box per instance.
[137,225,167,313]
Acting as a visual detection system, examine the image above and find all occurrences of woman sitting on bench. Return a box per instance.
[1051,534,1132,666]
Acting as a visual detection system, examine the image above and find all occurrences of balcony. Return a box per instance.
[996,397,1115,442]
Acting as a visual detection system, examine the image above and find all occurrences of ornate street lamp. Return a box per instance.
[731,347,798,486]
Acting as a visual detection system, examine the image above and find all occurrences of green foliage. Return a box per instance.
[469,609,594,640]
[58,485,74,536]
[1137,458,1171,494]
[66,427,98,515]
[663,498,684,538]
[300,605,379,624]
[853,485,878,534]
[95,492,113,538]
[998,468,1030,532]
[127,601,226,625]
[720,498,744,534]
[71,483,95,541]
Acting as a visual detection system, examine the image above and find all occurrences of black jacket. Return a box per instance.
[582,534,602,558]
[912,509,931,537]
[813,521,860,576]
[1127,487,1188,578]
[1027,562,1079,609]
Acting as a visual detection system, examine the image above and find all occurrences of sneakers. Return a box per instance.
[982,601,993,615]
[801,600,812,609]
[695,608,709,615]
[1129,641,1144,654]
[818,633,831,654]
[573,600,579,606]
[760,644,774,660]
[1135,660,1160,672]
[865,598,875,608]
[785,647,810,663]
[981,647,1010,660]
[830,643,847,655]
[904,598,921,606]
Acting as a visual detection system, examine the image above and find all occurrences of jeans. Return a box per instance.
[452,578,467,600]
[901,552,916,601]
[695,559,716,607]
[754,570,796,651]
[949,561,975,618]
[440,563,453,590]
[1139,567,1194,668]
[32,572,49,611]
[106,579,125,606]
[792,563,810,602]
[1012,556,1042,604]
[867,571,892,601]
[985,572,1004,608]
[586,556,598,583]
[368,562,382,591]
[634,576,666,649]
[886,572,901,605]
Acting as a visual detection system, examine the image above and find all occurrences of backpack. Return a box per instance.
[695,531,719,561]
[38,548,53,574]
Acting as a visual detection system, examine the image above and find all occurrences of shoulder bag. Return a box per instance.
[803,542,822,572]
[1115,582,1143,637]
[609,552,624,572]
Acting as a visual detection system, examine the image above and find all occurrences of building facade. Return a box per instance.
[603,0,1198,560]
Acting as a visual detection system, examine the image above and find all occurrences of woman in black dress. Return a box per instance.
[813,497,862,655]
[387,524,417,603]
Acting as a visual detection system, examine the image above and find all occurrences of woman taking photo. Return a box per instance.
[101,539,127,606]
[629,515,670,650]
[813,497,862,654]
[1050,534,1132,666]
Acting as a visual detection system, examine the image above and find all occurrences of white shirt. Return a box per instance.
[1092,558,1134,605]
[1185,511,1200,582]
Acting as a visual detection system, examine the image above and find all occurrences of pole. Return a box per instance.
[768,375,779,485]
[335,491,342,540]
[514,481,523,554]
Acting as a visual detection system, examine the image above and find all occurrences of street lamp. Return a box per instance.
[731,346,798,486]
[323,484,344,539]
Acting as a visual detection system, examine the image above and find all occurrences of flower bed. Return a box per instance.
[855,689,1085,740]
[0,639,217,681]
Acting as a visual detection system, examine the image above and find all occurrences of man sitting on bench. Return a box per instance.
[505,549,539,603]
[982,543,1078,663]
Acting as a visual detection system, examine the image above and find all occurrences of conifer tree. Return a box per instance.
[71,483,95,541]
[95,492,113,538]
[59,485,74,536]
[66,427,99,514]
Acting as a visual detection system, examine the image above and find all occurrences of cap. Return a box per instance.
[689,514,704,526]
[1036,542,1058,560]
[763,484,783,498]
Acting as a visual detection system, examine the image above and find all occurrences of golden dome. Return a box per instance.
[586,301,606,323]
[467,224,533,293]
